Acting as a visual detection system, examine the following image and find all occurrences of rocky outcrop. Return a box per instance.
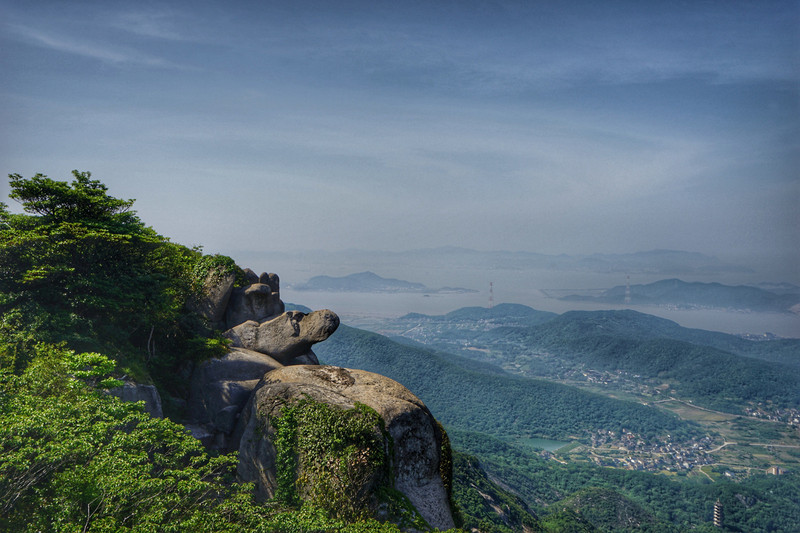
[223,271,283,329]
[224,309,339,364]
[109,381,163,418]
[234,365,455,531]
[185,263,454,526]
[186,268,338,448]
[186,347,284,449]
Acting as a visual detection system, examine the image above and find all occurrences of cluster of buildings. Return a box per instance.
[743,404,800,426]
[584,429,716,473]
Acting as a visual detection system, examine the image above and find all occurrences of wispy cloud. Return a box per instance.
[108,9,189,41]
[5,23,193,70]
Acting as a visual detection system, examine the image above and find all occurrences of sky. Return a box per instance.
[1,0,798,276]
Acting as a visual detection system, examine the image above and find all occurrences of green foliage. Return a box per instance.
[1,172,191,364]
[0,344,271,532]
[451,451,543,533]
[271,397,389,522]
[262,505,405,533]
[272,401,301,507]
[62,350,124,389]
[450,430,800,533]
[538,508,599,532]
[553,487,675,533]
[8,171,135,223]
[192,253,248,289]
[0,172,240,398]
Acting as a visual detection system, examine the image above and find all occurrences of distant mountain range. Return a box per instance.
[240,247,753,275]
[560,278,800,313]
[290,271,476,293]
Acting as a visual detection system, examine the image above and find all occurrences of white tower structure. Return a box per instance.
[624,275,631,305]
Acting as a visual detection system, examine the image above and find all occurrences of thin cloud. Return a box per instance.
[109,10,188,41]
[5,23,194,70]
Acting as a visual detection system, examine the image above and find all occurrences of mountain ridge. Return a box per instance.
[560,278,800,313]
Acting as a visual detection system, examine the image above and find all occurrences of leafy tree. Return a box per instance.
[0,171,216,383]
[7,171,136,223]
[0,344,268,532]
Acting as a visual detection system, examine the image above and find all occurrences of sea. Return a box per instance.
[274,265,800,339]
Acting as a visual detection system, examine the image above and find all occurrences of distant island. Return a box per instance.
[558,278,800,313]
[290,271,476,294]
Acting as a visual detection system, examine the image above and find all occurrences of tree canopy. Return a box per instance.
[8,170,136,223]
[0,171,214,384]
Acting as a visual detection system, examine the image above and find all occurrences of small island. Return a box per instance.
[291,271,477,294]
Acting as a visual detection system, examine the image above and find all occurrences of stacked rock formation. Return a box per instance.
[186,267,338,448]
[185,265,454,530]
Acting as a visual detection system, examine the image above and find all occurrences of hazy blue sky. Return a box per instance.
[1,1,797,272]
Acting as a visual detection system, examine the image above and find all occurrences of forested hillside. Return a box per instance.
[314,324,699,442]
[482,310,800,411]
[450,430,800,533]
[381,307,800,413]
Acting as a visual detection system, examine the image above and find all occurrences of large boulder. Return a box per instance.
[234,365,455,530]
[224,310,339,364]
[186,347,284,450]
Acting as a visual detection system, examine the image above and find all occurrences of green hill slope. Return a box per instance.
[315,324,698,442]
[452,451,543,533]
[486,310,800,411]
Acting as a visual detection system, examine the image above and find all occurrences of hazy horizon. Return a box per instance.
[2,1,798,276]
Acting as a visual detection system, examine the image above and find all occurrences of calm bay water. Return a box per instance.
[238,253,800,338]
[283,287,800,339]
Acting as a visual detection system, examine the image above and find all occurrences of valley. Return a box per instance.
[333,304,800,480]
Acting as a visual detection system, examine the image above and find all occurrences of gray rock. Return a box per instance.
[185,423,215,448]
[234,365,455,530]
[186,269,236,329]
[242,268,259,285]
[109,382,163,418]
[224,310,339,364]
[186,347,284,450]
[258,272,281,292]
[225,283,285,329]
